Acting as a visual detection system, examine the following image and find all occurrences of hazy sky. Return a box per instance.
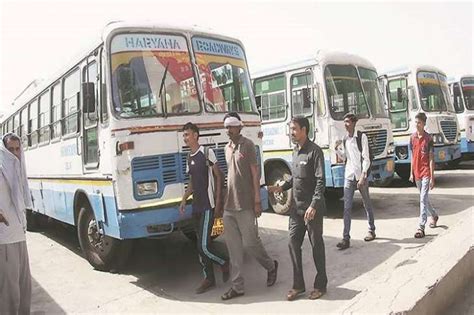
[0,0,472,113]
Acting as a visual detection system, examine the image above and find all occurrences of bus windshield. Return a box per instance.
[359,67,388,119]
[417,71,448,112]
[438,74,455,113]
[461,77,474,110]
[110,33,200,118]
[192,37,256,113]
[325,64,370,120]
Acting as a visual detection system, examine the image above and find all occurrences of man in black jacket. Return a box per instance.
[268,116,328,301]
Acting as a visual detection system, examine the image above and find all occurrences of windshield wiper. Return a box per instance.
[158,62,169,117]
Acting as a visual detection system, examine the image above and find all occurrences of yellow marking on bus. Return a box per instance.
[29,178,112,186]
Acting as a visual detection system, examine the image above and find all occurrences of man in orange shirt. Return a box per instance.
[409,113,439,238]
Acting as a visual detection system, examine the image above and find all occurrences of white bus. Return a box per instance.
[379,66,461,180]
[253,51,395,214]
[448,75,474,157]
[0,22,267,271]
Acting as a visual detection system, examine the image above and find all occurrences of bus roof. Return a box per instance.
[252,50,377,78]
[381,65,448,78]
[448,74,474,84]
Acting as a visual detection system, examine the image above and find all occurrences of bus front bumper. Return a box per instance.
[434,144,461,163]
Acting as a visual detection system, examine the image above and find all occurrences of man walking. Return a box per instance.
[268,116,328,301]
[179,122,229,294]
[409,112,438,238]
[220,112,278,300]
[336,113,376,250]
[0,133,33,314]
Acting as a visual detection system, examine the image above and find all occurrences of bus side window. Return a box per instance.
[100,50,108,123]
[408,87,417,110]
[254,75,286,121]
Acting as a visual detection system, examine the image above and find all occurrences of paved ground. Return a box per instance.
[28,161,474,314]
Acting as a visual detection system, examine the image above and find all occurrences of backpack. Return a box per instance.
[343,131,374,176]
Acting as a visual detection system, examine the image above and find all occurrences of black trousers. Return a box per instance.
[193,209,227,281]
[288,211,328,291]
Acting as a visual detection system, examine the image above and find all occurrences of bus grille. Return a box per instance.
[363,130,387,158]
[131,154,180,185]
[440,121,457,142]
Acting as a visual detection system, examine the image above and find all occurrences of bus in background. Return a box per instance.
[449,75,474,158]
[379,66,461,180]
[0,22,267,271]
[253,51,395,214]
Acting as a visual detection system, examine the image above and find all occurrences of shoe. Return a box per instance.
[267,260,278,287]
[364,231,376,242]
[429,216,439,228]
[308,288,326,300]
[195,279,215,294]
[336,239,350,250]
[287,288,305,301]
[221,261,230,283]
[221,287,244,300]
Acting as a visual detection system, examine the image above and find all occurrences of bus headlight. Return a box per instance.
[387,142,395,155]
[137,181,158,196]
[431,133,443,144]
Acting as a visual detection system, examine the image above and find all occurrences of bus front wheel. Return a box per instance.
[267,167,292,215]
[77,205,133,272]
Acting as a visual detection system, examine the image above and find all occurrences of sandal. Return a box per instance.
[414,229,425,238]
[364,231,376,242]
[308,288,326,300]
[221,288,244,300]
[287,288,305,301]
[429,216,439,228]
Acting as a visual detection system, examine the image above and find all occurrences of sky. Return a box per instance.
[0,0,472,114]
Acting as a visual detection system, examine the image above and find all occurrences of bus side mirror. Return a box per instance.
[397,87,403,103]
[82,82,96,114]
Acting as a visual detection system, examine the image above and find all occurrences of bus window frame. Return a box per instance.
[290,71,315,140]
[38,89,51,146]
[82,57,100,170]
[253,73,288,124]
[27,98,39,149]
[61,67,81,140]
[388,77,410,132]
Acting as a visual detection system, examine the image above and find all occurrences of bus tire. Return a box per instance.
[325,188,344,200]
[26,209,40,231]
[267,167,292,215]
[77,204,132,272]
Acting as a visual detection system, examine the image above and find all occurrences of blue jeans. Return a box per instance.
[343,178,376,240]
[415,178,438,230]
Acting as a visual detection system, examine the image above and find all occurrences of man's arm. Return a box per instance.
[429,138,435,189]
[0,209,9,226]
[211,163,224,216]
[361,133,370,179]
[305,147,325,222]
[409,136,414,182]
[179,178,193,216]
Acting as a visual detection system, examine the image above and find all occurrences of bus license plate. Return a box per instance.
[211,218,224,237]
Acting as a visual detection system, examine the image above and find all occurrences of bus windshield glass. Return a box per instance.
[325,64,370,120]
[417,71,448,112]
[461,77,474,110]
[192,37,256,113]
[438,74,455,113]
[110,33,200,118]
[359,67,388,118]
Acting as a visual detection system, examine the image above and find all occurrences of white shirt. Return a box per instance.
[0,171,27,244]
[343,132,371,181]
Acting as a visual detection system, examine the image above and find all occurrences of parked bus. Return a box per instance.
[253,51,395,214]
[448,75,474,157]
[379,66,461,180]
[0,22,267,271]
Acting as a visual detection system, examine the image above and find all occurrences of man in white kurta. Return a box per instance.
[0,133,33,314]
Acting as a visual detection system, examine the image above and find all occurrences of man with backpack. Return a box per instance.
[179,122,230,294]
[335,113,376,250]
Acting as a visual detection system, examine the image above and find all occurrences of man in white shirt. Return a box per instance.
[0,133,33,314]
[335,113,376,250]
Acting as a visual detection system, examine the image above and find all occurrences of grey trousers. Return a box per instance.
[0,241,31,315]
[343,178,376,240]
[223,209,274,293]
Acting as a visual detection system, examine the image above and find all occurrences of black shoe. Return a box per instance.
[267,260,278,287]
[336,239,350,250]
[221,261,230,283]
[195,279,215,294]
[221,287,244,300]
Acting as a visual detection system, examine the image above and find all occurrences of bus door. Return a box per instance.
[290,70,314,143]
[386,76,410,132]
[82,55,100,171]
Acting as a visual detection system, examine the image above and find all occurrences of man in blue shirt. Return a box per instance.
[179,122,229,294]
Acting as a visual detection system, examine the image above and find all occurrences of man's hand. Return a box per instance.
[304,206,317,223]
[429,178,435,190]
[409,174,414,183]
[0,212,9,226]
[214,199,223,218]
[357,176,367,190]
[254,201,263,218]
[179,201,186,217]
[268,185,283,194]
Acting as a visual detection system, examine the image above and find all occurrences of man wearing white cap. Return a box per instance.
[0,133,33,314]
[220,112,278,300]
